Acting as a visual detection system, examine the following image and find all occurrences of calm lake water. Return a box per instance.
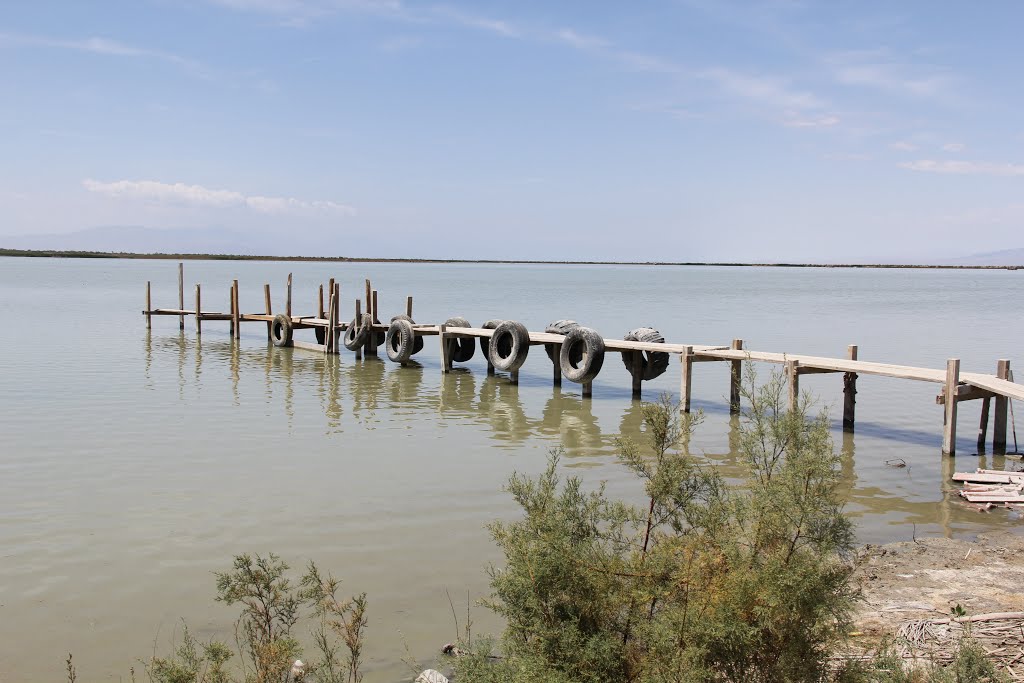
[1,257,1022,681]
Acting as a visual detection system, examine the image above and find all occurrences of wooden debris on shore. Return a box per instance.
[895,612,1024,680]
[953,468,1024,505]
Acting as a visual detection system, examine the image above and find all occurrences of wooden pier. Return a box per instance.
[143,264,1023,456]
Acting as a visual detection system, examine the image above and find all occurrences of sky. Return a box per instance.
[2,1,1024,261]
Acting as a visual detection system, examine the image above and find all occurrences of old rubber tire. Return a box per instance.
[544,319,579,362]
[385,318,416,363]
[488,320,530,372]
[314,326,327,344]
[271,314,293,347]
[391,314,425,354]
[343,314,371,351]
[560,326,605,384]
[621,327,670,380]
[479,319,504,358]
[444,316,475,363]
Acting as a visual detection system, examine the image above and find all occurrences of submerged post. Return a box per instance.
[843,344,858,432]
[582,380,591,397]
[553,344,563,387]
[729,338,743,413]
[786,359,800,412]
[195,284,202,335]
[145,281,152,329]
[318,284,324,320]
[367,289,379,357]
[679,345,693,413]
[354,299,362,360]
[942,358,961,456]
[178,263,184,330]
[994,359,1010,453]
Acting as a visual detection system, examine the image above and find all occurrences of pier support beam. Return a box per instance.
[367,289,379,357]
[843,344,858,432]
[680,345,693,413]
[553,344,562,387]
[178,263,184,330]
[263,284,272,340]
[439,324,451,373]
[406,296,413,318]
[286,273,292,318]
[354,299,362,360]
[942,358,961,456]
[232,279,240,340]
[582,381,592,398]
[631,351,643,399]
[145,281,152,329]
[978,397,991,452]
[994,359,1010,453]
[729,339,743,414]
[786,359,800,412]
[194,284,202,335]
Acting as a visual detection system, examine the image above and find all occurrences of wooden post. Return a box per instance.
[263,284,272,340]
[729,339,743,413]
[145,281,152,329]
[978,397,991,452]
[318,284,324,319]
[843,344,858,432]
[553,344,563,387]
[195,284,202,335]
[367,289,379,357]
[680,345,693,413]
[942,358,961,456]
[582,381,592,398]
[178,262,184,330]
[630,351,643,399]
[286,273,292,318]
[994,359,1010,453]
[786,359,800,412]
[228,282,235,337]
[331,283,340,353]
[354,299,362,360]
[364,279,371,315]
[511,370,520,385]
[406,296,413,318]
[232,279,240,340]
[439,324,451,373]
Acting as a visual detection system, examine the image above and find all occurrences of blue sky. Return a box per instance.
[2,1,1023,261]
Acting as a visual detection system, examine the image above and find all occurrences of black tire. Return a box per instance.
[544,319,579,362]
[371,318,385,348]
[444,316,475,363]
[271,314,293,348]
[385,318,416,363]
[314,326,326,344]
[620,327,670,380]
[488,320,530,372]
[560,326,605,384]
[479,319,504,358]
[392,314,425,354]
[342,314,371,351]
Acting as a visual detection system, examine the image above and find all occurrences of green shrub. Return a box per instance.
[460,367,858,683]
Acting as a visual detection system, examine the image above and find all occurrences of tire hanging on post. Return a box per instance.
[560,326,605,384]
[621,327,670,380]
[544,319,579,362]
[271,313,293,348]
[385,318,416,363]
[390,314,424,354]
[343,314,372,351]
[488,320,530,372]
[444,316,475,363]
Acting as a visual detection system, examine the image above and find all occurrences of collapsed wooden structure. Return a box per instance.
[142,264,1023,456]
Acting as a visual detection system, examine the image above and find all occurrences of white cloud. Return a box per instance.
[898,160,1024,176]
[890,141,917,152]
[783,115,840,128]
[82,179,355,215]
[827,51,953,99]
[700,67,824,111]
[554,28,608,51]
[942,142,966,152]
[0,32,200,69]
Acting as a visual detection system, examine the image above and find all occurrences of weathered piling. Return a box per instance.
[943,358,961,455]
[178,263,184,331]
[843,345,858,432]
[729,338,743,414]
[995,359,1011,453]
